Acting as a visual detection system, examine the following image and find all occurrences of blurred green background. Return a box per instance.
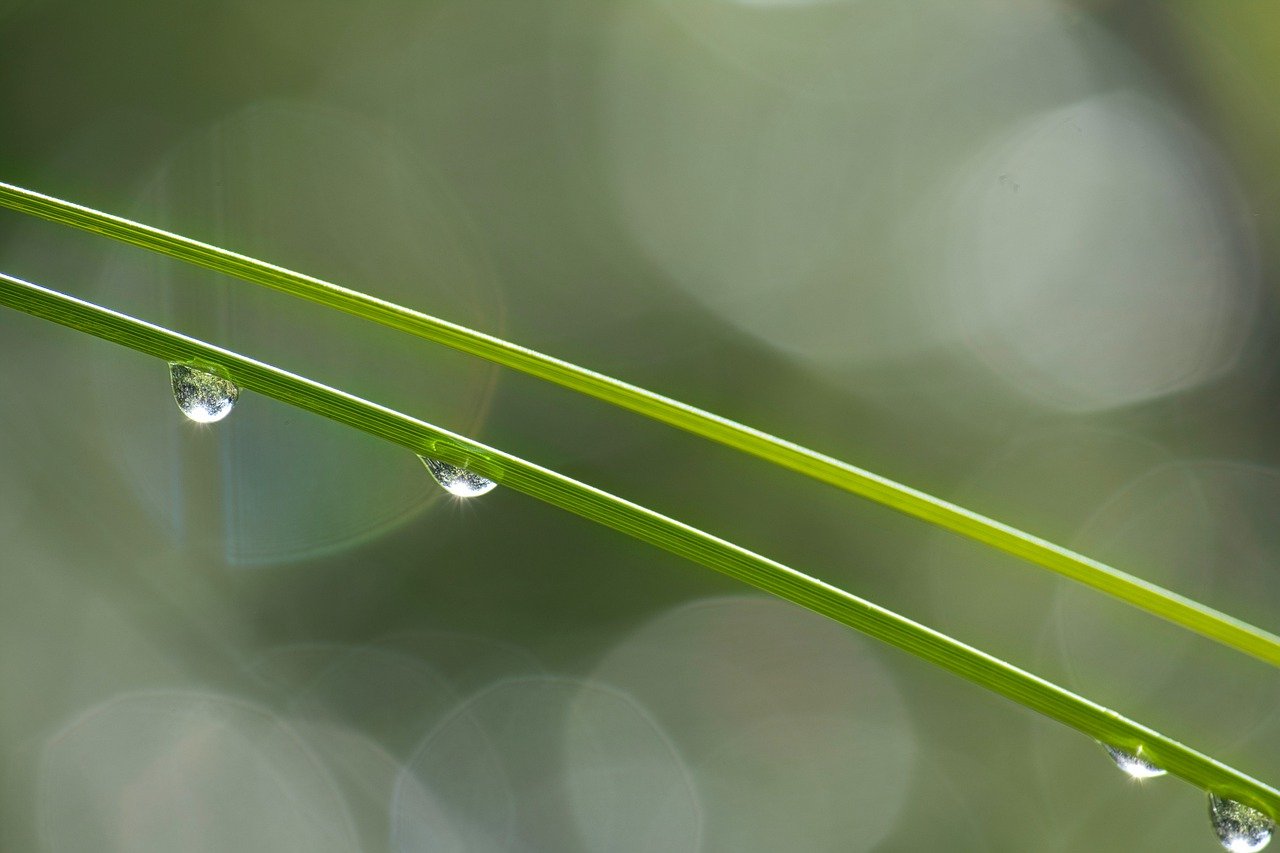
[3,0,1280,850]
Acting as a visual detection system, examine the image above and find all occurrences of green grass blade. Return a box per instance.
[3,182,1280,672]
[1,269,1277,819]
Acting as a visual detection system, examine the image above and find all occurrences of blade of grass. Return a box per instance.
[1,268,1276,818]
[2,181,1279,671]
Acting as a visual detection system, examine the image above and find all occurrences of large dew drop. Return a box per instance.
[169,363,239,424]
[1209,794,1275,853]
[1100,742,1166,779]
[419,455,497,498]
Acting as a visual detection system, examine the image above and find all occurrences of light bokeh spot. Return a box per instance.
[38,691,358,853]
[604,0,1093,367]
[393,676,700,852]
[942,92,1255,412]
[589,596,916,851]
[87,99,501,566]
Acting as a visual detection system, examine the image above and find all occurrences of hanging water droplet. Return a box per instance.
[1209,794,1275,853]
[1099,742,1166,779]
[169,363,239,424]
[419,455,497,498]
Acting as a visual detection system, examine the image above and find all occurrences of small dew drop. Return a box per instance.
[1100,742,1166,779]
[419,455,497,498]
[1209,794,1275,853]
[169,363,239,424]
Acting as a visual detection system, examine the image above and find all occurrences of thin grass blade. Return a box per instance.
[0,269,1276,818]
[1,181,1278,669]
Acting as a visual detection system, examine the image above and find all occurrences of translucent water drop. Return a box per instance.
[419,456,497,498]
[1100,742,1166,779]
[169,363,239,424]
[1209,794,1275,853]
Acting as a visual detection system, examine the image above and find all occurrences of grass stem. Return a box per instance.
[1,268,1276,818]
[2,181,1278,669]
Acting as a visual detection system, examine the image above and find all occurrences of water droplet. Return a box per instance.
[1100,742,1166,779]
[169,363,239,424]
[1209,794,1275,853]
[419,456,497,498]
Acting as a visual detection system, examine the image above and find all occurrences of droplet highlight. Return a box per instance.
[1099,742,1166,779]
[419,455,497,498]
[1209,794,1274,853]
[169,363,239,424]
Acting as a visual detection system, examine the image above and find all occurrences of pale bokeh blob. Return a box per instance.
[589,596,916,851]
[940,92,1256,412]
[84,99,501,566]
[393,676,701,852]
[1048,460,1216,701]
[603,0,1093,367]
[251,644,463,758]
[918,426,1175,664]
[38,691,358,853]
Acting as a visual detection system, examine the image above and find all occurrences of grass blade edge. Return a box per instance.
[1,269,1275,819]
